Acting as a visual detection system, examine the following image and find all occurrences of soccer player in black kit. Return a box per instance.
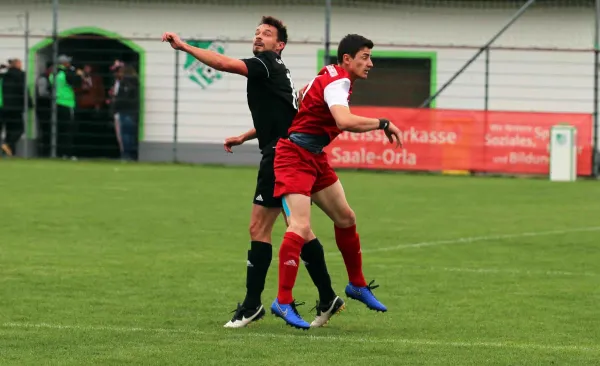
[162,16,344,329]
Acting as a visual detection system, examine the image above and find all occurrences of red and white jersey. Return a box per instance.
[288,64,353,144]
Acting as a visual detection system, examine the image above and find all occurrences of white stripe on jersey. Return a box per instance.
[253,57,270,78]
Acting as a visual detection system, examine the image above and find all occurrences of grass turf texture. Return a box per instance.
[0,160,599,365]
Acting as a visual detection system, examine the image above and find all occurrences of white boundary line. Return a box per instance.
[2,322,597,353]
[222,259,597,278]
[368,264,598,277]
[235,226,600,266]
[360,226,600,254]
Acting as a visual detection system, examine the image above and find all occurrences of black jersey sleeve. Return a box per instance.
[241,51,277,79]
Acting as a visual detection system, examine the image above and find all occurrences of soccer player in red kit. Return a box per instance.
[270,34,403,329]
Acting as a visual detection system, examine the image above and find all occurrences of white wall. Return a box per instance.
[0,1,595,144]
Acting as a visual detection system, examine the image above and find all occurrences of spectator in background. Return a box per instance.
[0,58,32,157]
[107,60,124,109]
[111,63,139,161]
[77,64,105,112]
[75,63,105,156]
[49,54,82,159]
[36,61,53,157]
[107,60,123,157]
[0,63,6,154]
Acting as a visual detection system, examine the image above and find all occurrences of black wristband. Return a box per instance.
[378,118,390,130]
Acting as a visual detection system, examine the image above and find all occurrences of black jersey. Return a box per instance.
[242,51,298,151]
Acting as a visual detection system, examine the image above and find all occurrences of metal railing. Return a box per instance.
[0,0,597,177]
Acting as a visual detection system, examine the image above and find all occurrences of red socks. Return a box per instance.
[277,231,305,304]
[278,225,366,303]
[335,224,367,287]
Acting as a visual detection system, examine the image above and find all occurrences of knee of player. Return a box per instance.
[335,208,356,228]
[288,222,312,240]
[249,220,271,242]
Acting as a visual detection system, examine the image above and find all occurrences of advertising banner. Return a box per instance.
[325,107,593,176]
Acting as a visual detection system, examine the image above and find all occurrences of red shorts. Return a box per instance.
[273,138,339,198]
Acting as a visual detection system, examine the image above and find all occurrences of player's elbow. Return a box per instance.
[335,121,349,131]
[330,105,353,131]
[335,118,353,131]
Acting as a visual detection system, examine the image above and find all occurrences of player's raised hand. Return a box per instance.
[162,32,185,50]
[224,135,245,153]
[383,121,403,148]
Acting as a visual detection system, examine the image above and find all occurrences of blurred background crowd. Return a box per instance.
[0,54,139,161]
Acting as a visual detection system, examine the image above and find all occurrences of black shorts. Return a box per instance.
[253,148,282,208]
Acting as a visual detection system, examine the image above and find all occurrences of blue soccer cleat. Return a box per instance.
[270,298,310,330]
[345,280,388,312]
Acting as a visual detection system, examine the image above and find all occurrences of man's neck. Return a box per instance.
[338,64,356,83]
[254,49,280,56]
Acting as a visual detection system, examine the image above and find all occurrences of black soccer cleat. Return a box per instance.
[223,303,266,328]
[309,296,346,327]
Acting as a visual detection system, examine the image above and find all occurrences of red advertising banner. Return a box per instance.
[325,107,593,176]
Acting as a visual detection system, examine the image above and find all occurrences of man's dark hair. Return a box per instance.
[260,15,288,45]
[337,34,374,63]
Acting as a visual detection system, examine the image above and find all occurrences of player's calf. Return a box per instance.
[225,205,278,329]
[300,238,337,305]
[312,181,367,286]
[312,180,388,312]
[276,195,312,306]
[334,224,388,312]
[334,224,367,287]
[300,237,341,327]
[272,194,312,329]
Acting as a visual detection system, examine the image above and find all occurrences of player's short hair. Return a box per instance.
[337,34,374,63]
[260,15,288,45]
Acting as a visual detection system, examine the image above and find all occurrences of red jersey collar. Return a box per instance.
[318,64,352,82]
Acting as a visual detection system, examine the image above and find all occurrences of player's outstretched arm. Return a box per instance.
[323,77,401,146]
[330,105,380,132]
[330,105,403,148]
[162,32,248,76]
[324,79,383,132]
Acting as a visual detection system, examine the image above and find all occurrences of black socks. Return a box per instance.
[241,238,336,308]
[242,241,272,309]
[301,238,336,305]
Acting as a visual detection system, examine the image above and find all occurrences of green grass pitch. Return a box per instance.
[0,160,599,365]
